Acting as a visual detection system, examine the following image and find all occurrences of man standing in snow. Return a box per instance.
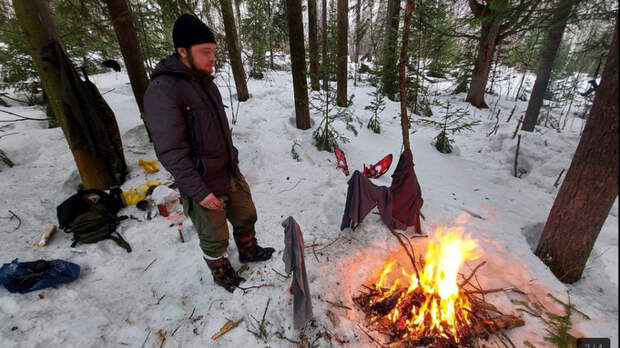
[143,14,274,293]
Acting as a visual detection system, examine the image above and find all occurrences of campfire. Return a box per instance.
[354,225,525,347]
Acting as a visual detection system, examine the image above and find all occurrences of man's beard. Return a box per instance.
[187,52,211,76]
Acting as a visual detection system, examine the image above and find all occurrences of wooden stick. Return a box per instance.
[514,134,522,178]
[388,227,420,280]
[553,169,565,188]
[459,261,486,288]
[211,318,244,340]
[326,300,352,310]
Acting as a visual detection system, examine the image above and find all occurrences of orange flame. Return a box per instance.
[375,226,480,342]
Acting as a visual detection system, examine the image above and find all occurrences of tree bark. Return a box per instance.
[382,0,400,100]
[336,0,349,107]
[308,0,320,90]
[399,0,415,151]
[465,19,500,108]
[321,0,328,90]
[104,0,150,123]
[353,0,361,86]
[13,0,124,189]
[522,0,578,132]
[285,0,311,129]
[535,24,618,284]
[219,0,250,101]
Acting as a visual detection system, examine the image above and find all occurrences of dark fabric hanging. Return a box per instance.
[340,148,423,232]
[282,216,313,329]
[40,41,127,184]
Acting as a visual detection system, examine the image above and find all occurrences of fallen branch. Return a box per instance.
[462,208,485,220]
[271,267,290,279]
[388,227,420,280]
[325,300,352,311]
[275,331,300,344]
[0,108,49,121]
[357,324,383,347]
[553,169,566,188]
[459,261,487,288]
[465,287,524,295]
[212,318,244,340]
[171,307,196,336]
[237,284,273,294]
[514,134,522,178]
[0,210,21,230]
[144,258,157,272]
[248,298,270,339]
[140,329,151,348]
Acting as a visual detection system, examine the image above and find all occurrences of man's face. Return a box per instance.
[178,42,216,75]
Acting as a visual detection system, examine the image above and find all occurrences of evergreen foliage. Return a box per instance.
[415,100,479,154]
[512,293,590,348]
[310,84,357,152]
[365,86,385,134]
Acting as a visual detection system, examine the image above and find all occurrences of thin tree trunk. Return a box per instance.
[535,24,618,283]
[219,0,249,101]
[104,0,150,126]
[515,30,541,101]
[466,20,500,108]
[234,0,242,51]
[321,0,328,90]
[285,0,311,129]
[308,0,320,90]
[399,0,415,151]
[522,0,578,132]
[353,0,361,86]
[13,0,122,189]
[382,0,400,100]
[336,0,348,106]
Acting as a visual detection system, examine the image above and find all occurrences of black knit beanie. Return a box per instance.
[172,14,216,49]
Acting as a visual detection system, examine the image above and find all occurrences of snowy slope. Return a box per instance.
[0,67,617,348]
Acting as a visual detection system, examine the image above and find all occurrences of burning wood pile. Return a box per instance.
[354,227,525,348]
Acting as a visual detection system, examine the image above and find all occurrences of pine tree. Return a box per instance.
[365,86,386,133]
[310,84,357,152]
[415,101,480,154]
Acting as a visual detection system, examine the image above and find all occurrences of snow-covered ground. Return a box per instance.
[0,66,617,347]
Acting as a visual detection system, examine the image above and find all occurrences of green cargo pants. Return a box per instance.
[182,175,257,258]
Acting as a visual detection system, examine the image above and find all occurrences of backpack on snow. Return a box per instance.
[56,188,131,252]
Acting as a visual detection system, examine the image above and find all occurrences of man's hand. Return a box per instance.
[199,193,225,211]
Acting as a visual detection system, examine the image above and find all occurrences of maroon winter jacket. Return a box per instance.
[144,54,241,202]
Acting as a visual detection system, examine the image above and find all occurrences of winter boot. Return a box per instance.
[235,234,275,263]
[204,257,245,293]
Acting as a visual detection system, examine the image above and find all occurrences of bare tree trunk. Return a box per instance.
[353,0,361,86]
[382,0,400,100]
[104,0,150,128]
[336,0,348,107]
[535,24,618,284]
[13,0,124,189]
[522,0,579,132]
[399,0,415,151]
[285,0,311,129]
[219,0,249,101]
[465,20,500,108]
[321,0,328,90]
[308,0,320,90]
[234,0,242,51]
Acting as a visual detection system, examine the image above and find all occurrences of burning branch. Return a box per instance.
[354,228,525,347]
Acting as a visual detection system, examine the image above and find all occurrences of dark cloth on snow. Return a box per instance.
[282,216,313,329]
[340,149,423,231]
[144,54,241,202]
[0,258,80,294]
[40,41,127,184]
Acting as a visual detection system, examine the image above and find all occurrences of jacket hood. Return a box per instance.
[151,54,214,83]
